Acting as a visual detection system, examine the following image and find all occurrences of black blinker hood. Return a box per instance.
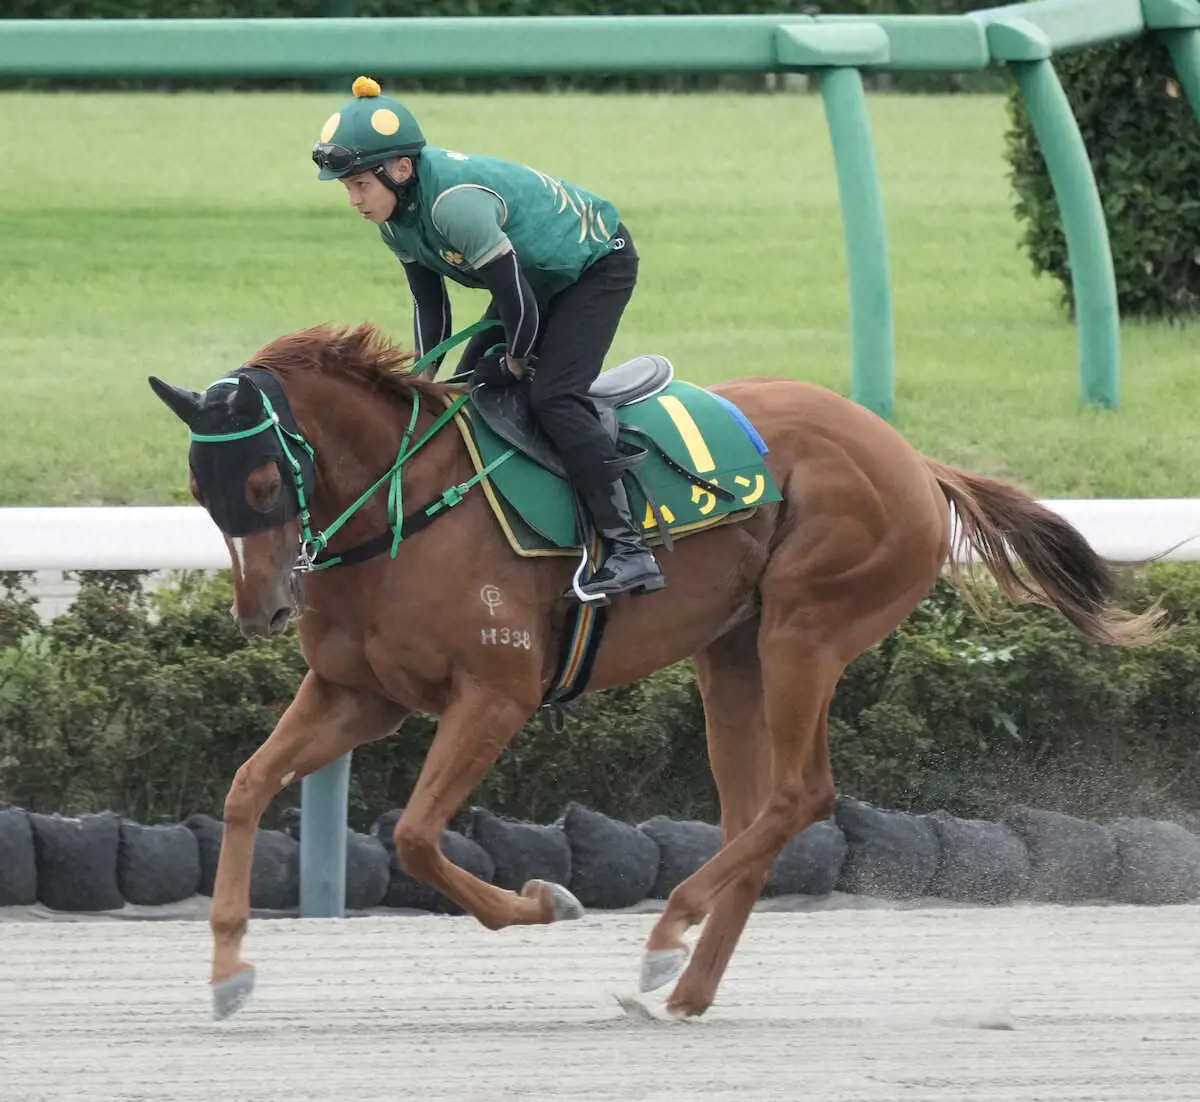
[188,367,316,538]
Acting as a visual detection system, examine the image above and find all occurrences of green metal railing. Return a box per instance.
[3,4,1199,419]
[4,2,1200,915]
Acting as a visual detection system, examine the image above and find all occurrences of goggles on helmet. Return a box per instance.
[311,141,366,175]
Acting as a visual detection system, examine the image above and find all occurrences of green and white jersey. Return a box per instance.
[379,146,622,301]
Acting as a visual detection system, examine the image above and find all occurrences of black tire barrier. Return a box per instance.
[834,797,942,899]
[0,806,38,906]
[185,812,224,895]
[184,813,299,911]
[371,808,495,914]
[1001,806,1120,902]
[466,807,572,893]
[29,811,125,912]
[118,821,201,906]
[4,797,1200,915]
[637,816,721,899]
[1109,817,1200,905]
[344,830,392,911]
[764,818,848,898]
[560,802,660,909]
[926,811,1031,904]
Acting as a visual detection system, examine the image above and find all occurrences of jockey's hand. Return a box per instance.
[473,352,523,389]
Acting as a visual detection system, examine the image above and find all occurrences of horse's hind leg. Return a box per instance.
[640,617,773,1003]
[643,618,843,1018]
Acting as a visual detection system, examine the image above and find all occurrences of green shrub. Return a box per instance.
[1,564,1198,830]
[1005,35,1200,319]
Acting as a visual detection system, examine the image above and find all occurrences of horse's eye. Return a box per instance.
[245,463,282,513]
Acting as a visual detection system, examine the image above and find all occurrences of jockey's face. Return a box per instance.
[340,157,414,224]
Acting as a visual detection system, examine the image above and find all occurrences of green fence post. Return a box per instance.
[775,23,895,420]
[299,752,352,918]
[1143,0,1200,124]
[1010,57,1121,409]
[819,67,895,421]
[979,15,1122,410]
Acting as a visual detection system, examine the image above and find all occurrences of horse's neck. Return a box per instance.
[295,378,457,533]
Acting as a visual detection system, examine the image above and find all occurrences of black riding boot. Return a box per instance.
[572,463,665,601]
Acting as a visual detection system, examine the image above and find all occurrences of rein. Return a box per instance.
[194,318,511,572]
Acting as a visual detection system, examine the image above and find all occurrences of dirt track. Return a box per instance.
[3,903,1199,1101]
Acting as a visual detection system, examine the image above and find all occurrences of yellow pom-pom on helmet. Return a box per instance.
[312,75,426,181]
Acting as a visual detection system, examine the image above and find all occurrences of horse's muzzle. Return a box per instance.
[234,573,304,638]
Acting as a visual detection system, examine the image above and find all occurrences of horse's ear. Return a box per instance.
[230,375,262,420]
[148,376,205,429]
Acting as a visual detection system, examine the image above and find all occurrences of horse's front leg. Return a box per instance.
[393,685,583,929]
[209,670,408,1018]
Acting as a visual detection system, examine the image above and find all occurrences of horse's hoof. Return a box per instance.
[614,992,690,1023]
[666,993,713,1019]
[639,947,689,993]
[211,964,256,1021]
[526,879,585,922]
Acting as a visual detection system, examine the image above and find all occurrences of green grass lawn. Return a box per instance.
[0,90,1195,505]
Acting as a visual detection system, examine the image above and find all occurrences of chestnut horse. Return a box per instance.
[149,323,1163,1021]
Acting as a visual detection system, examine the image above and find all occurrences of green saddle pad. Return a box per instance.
[455,379,782,556]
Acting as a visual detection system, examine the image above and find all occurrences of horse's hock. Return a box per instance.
[4,796,1200,917]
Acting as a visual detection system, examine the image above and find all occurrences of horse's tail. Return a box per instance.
[926,459,1167,647]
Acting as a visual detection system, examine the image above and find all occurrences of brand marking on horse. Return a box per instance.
[480,585,503,617]
[481,627,532,650]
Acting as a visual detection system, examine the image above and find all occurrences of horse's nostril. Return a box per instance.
[269,607,292,634]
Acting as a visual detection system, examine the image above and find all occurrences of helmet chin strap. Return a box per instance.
[373,157,417,213]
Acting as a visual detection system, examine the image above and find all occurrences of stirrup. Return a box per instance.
[569,544,608,604]
[572,549,665,602]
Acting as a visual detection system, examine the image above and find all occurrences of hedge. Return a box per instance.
[1,563,1198,835]
[1005,33,1200,320]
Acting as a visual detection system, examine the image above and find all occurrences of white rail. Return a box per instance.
[0,507,228,570]
[1,500,1198,570]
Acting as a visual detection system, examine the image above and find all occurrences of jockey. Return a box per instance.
[311,76,665,602]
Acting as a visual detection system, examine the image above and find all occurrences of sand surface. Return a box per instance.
[2,903,1199,1101]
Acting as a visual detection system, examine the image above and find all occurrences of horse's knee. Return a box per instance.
[223,765,266,828]
[393,819,438,880]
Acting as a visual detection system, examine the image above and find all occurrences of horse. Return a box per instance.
[148,322,1165,1022]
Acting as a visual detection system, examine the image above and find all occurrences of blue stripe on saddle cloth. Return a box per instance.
[709,392,769,457]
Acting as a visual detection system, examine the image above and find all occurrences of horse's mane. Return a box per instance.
[247,322,461,405]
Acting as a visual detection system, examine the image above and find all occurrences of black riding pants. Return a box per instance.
[459,225,639,484]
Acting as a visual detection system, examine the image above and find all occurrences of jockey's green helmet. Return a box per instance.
[312,76,426,181]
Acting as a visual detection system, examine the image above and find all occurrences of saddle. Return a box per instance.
[469,354,675,480]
